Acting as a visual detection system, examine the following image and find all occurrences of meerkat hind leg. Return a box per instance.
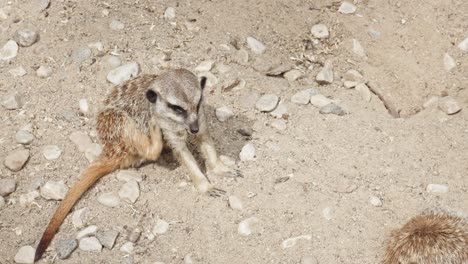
[124,117,163,162]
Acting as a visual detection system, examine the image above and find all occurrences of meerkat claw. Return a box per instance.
[207,187,226,198]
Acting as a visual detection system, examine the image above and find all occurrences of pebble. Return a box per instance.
[255,94,279,112]
[352,39,366,57]
[96,230,119,249]
[343,69,364,82]
[79,237,102,252]
[79,99,89,115]
[0,40,18,61]
[14,29,39,47]
[16,130,34,144]
[426,184,449,193]
[232,49,249,64]
[4,149,30,172]
[119,180,140,203]
[56,239,78,259]
[316,61,333,84]
[291,89,317,105]
[109,19,124,30]
[1,93,23,110]
[343,81,358,89]
[195,60,214,72]
[72,207,89,228]
[369,195,382,207]
[320,103,346,116]
[246,36,266,54]
[322,207,334,220]
[98,192,120,207]
[69,131,93,152]
[309,94,332,108]
[164,7,176,19]
[423,96,439,109]
[120,242,134,253]
[85,143,102,162]
[41,180,68,200]
[88,42,104,52]
[101,55,122,69]
[266,63,293,76]
[281,235,312,249]
[339,1,357,14]
[302,256,319,264]
[438,96,461,115]
[36,65,52,78]
[238,216,258,236]
[19,191,40,207]
[458,37,468,52]
[42,145,62,160]
[128,227,142,243]
[310,24,329,39]
[184,254,194,264]
[270,120,287,131]
[443,53,456,72]
[239,143,256,161]
[71,47,92,64]
[0,196,4,208]
[270,103,288,119]
[153,219,169,235]
[0,179,16,197]
[14,245,35,264]
[252,58,273,73]
[355,83,371,102]
[283,69,302,81]
[9,66,27,77]
[76,225,98,239]
[228,195,243,210]
[237,127,253,137]
[107,62,139,85]
[215,106,234,122]
[36,0,50,11]
[116,170,143,182]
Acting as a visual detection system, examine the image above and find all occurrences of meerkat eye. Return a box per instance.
[146,90,157,103]
[168,104,186,115]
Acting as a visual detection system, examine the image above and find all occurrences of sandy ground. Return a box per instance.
[0,0,467,263]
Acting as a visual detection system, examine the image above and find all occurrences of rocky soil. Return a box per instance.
[1,0,467,263]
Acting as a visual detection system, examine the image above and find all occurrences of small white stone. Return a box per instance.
[19,191,39,207]
[109,19,124,30]
[284,69,302,81]
[426,184,449,193]
[247,37,266,54]
[15,130,34,145]
[14,245,35,264]
[76,225,98,239]
[438,96,462,115]
[36,0,50,11]
[281,235,312,249]
[71,47,92,63]
[195,60,214,72]
[119,180,140,203]
[153,219,169,235]
[355,83,371,102]
[270,120,287,131]
[443,53,456,72]
[101,55,121,69]
[0,179,16,197]
[88,42,104,52]
[85,143,102,162]
[369,195,382,207]
[310,94,332,108]
[14,29,39,47]
[215,106,234,122]
[343,81,358,89]
[96,230,119,249]
[36,65,52,78]
[9,66,27,77]
[311,24,329,39]
[116,170,143,182]
[339,1,357,14]
[120,242,134,253]
[42,145,62,160]
[423,96,439,109]
[79,237,102,252]
[107,62,139,85]
[4,149,29,171]
[164,7,176,19]
[72,207,89,228]
[40,181,68,200]
[291,89,317,105]
[352,39,366,57]
[69,131,93,152]
[239,143,256,161]
[316,61,333,84]
[238,216,258,236]
[270,103,288,119]
[457,37,468,52]
[228,196,243,210]
[184,254,194,264]
[255,94,279,112]
[79,99,89,114]
[98,192,120,207]
[344,69,364,82]
[0,40,18,61]
[1,93,23,110]
[322,207,333,220]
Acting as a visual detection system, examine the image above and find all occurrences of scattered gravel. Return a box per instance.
[438,96,461,115]
[423,96,439,109]
[239,143,256,161]
[281,235,312,249]
[0,179,16,197]
[316,61,333,84]
[369,196,383,207]
[352,39,366,58]
[96,230,119,249]
[107,62,139,85]
[426,184,449,193]
[56,239,78,260]
[40,180,68,200]
[458,37,468,51]
[98,192,120,207]
[14,29,39,47]
[339,1,357,14]
[355,83,371,102]
[270,120,287,131]
[283,69,302,81]
[128,227,142,243]
[79,237,102,252]
[319,103,346,116]
[246,36,266,54]
[215,106,234,122]
[270,103,288,119]
[15,130,34,144]
[232,49,249,64]
[14,245,35,264]
[0,40,18,61]
[153,219,169,235]
[309,94,332,108]
[76,225,98,239]
[195,60,214,72]
[1,93,23,110]
[255,94,279,112]
[291,89,316,105]
[343,81,358,89]
[69,131,93,152]
[109,19,125,30]
[164,7,176,19]
[343,69,364,82]
[238,216,258,236]
[228,195,243,210]
[322,207,334,220]
[118,180,140,203]
[72,207,89,228]
[301,256,319,264]
[79,98,89,114]
[310,24,329,39]
[19,191,40,207]
[36,65,52,78]
[9,66,27,77]
[120,242,134,254]
[4,149,30,172]
[71,47,92,64]
[443,53,456,72]
[42,145,62,160]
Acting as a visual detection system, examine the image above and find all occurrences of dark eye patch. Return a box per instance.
[168,103,186,115]
[146,90,157,103]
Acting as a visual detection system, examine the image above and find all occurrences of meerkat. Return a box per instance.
[384,210,468,264]
[34,68,237,262]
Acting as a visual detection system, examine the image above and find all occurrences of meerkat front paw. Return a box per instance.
[196,180,226,197]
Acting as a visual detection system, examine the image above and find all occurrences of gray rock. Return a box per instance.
[238,216,258,236]
[96,230,119,249]
[252,58,273,73]
[69,131,93,152]
[9,66,27,77]
[215,106,234,122]
[316,61,333,84]
[79,237,102,252]
[98,192,120,207]
[109,19,124,30]
[322,207,333,220]
[128,227,142,243]
[0,179,16,197]
[119,180,140,203]
[438,96,461,115]
[14,245,35,264]
[247,37,266,54]
[302,256,318,264]
[443,53,456,72]
[458,37,468,52]
[40,180,68,200]
[153,219,169,234]
[0,40,18,61]
[164,7,176,19]
[120,242,134,253]
[1,93,23,110]
[369,195,382,207]
[266,63,294,76]
[239,143,256,161]
[107,63,139,85]
[116,170,143,182]
[355,83,371,102]
[19,191,40,207]
[228,195,243,210]
[311,24,329,39]
[4,149,29,172]
[36,65,52,78]
[85,143,102,163]
[76,225,98,239]
[283,69,302,81]
[16,130,34,145]
[426,184,449,193]
[352,39,366,57]
[339,1,357,14]
[343,69,364,82]
[319,103,346,116]
[309,94,332,108]
[195,60,214,72]
[14,29,39,47]
[270,103,288,118]
[291,89,316,105]
[255,94,279,112]
[56,239,77,259]
[42,145,61,160]
[71,47,92,64]
[72,207,89,228]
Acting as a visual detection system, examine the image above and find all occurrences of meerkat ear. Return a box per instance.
[200,76,207,90]
[146,90,158,104]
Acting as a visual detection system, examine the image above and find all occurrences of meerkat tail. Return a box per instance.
[34,158,118,262]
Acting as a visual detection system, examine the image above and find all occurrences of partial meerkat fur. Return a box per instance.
[35,69,235,262]
[384,210,468,264]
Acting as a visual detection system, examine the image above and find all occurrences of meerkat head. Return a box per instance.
[146,69,206,134]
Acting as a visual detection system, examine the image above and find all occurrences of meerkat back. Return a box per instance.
[384,210,468,264]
